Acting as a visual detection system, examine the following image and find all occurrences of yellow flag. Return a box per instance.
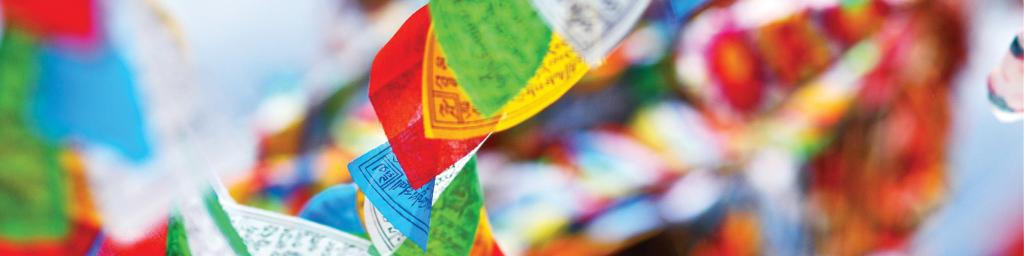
[422,26,589,139]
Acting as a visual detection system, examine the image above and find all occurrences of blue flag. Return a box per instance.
[348,143,433,250]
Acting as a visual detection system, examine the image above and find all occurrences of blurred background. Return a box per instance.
[0,0,1021,255]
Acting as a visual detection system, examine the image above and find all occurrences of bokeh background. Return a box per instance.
[0,0,1020,255]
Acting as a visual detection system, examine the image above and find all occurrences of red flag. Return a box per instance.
[367,5,485,188]
[2,0,95,39]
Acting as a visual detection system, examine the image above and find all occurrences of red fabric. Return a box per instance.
[367,5,485,188]
[1005,230,1024,256]
[707,30,764,113]
[96,221,168,255]
[490,243,505,256]
[2,0,95,39]
[287,185,313,215]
